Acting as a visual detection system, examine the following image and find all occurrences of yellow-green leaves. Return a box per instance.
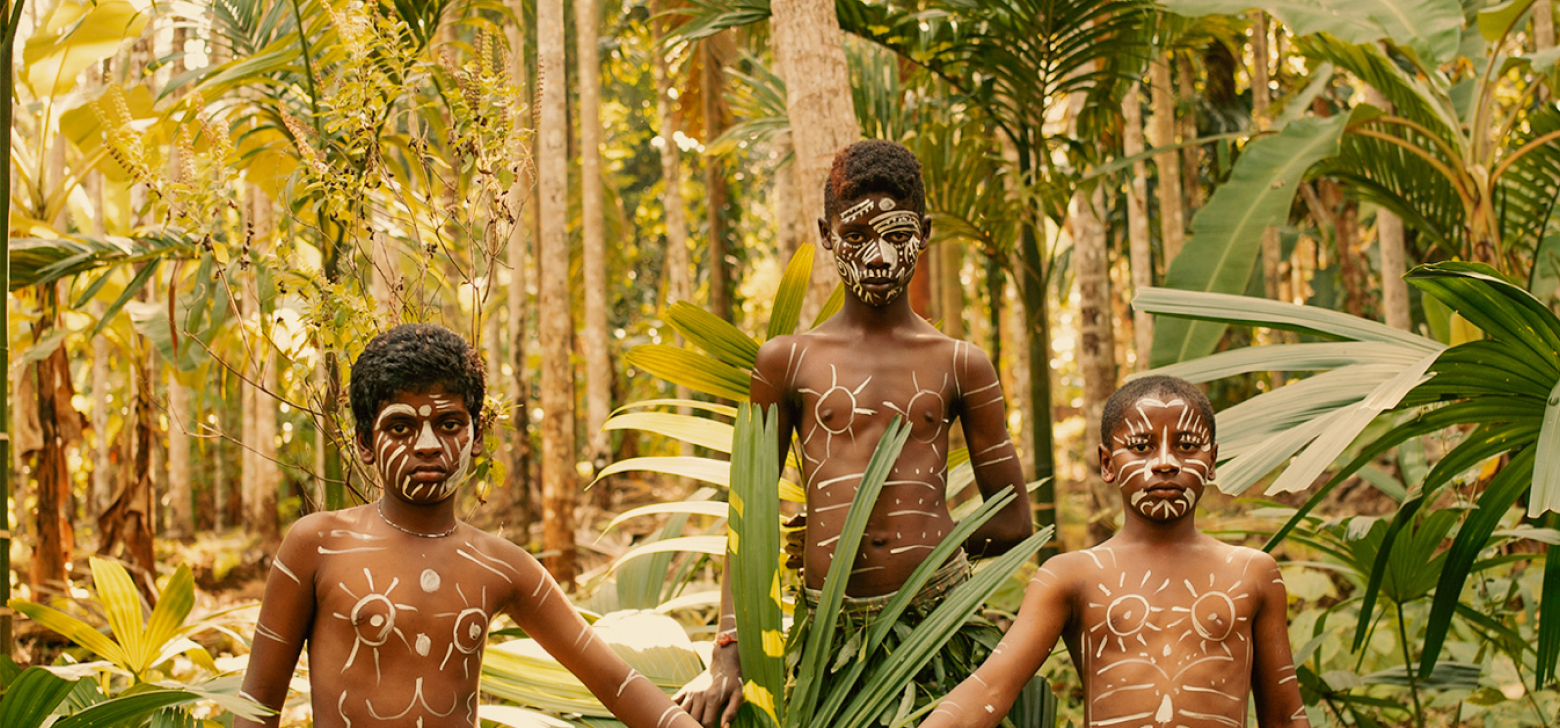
[23,0,148,98]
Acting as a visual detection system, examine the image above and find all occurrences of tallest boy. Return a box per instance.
[676,140,1034,727]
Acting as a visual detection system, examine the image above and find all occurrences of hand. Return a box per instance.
[673,642,744,728]
[783,513,807,571]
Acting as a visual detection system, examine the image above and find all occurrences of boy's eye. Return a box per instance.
[1127,442,1152,453]
[441,420,465,432]
[842,232,866,244]
[388,423,410,436]
[885,231,913,244]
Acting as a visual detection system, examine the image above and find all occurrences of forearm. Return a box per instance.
[963,503,1032,558]
[606,672,703,728]
[922,664,1027,728]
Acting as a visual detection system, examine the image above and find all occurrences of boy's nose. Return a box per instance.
[413,422,441,453]
[863,240,897,267]
[1152,441,1178,470]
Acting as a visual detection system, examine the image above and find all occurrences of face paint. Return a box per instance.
[1104,397,1214,522]
[827,194,924,307]
[366,385,479,503]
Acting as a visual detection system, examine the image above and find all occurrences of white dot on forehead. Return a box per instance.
[418,405,432,416]
[879,198,896,210]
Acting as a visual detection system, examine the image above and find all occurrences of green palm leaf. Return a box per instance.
[623,346,751,402]
[666,302,761,370]
[769,246,816,340]
[1161,0,1463,67]
[0,667,77,728]
[729,405,787,728]
[1150,113,1350,367]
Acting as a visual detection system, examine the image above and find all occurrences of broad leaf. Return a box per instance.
[1161,0,1463,66]
[0,667,78,728]
[23,0,149,97]
[1149,113,1350,367]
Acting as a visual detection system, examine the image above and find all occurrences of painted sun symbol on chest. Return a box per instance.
[798,364,878,463]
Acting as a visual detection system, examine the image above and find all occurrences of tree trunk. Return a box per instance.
[505,0,538,532]
[702,41,732,322]
[1121,83,1154,367]
[770,0,862,316]
[100,340,158,602]
[1252,12,1285,306]
[245,187,278,537]
[939,241,964,339]
[1176,55,1204,214]
[1074,187,1118,544]
[537,0,578,586]
[578,0,611,479]
[774,134,804,264]
[1538,0,1554,102]
[30,332,80,598]
[653,2,696,476]
[1363,86,1410,330]
[167,371,193,540]
[1149,54,1185,265]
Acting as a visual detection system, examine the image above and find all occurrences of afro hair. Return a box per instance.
[823,140,927,221]
[349,323,486,447]
[1100,375,1216,447]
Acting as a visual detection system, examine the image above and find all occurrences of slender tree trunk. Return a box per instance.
[1363,86,1410,329]
[1538,0,1554,101]
[1176,55,1204,214]
[505,0,537,532]
[578,0,610,478]
[1075,186,1118,544]
[1149,54,1185,265]
[939,242,964,338]
[774,134,804,264]
[100,340,158,601]
[537,0,578,586]
[1121,83,1153,367]
[167,372,193,539]
[245,187,278,537]
[1252,12,1285,306]
[653,22,691,310]
[703,41,732,321]
[30,326,78,597]
[770,0,861,316]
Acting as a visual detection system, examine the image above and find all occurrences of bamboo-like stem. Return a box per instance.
[0,0,27,659]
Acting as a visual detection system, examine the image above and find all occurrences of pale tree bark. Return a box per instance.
[1149,54,1185,264]
[89,167,114,515]
[167,372,193,540]
[1538,1,1555,74]
[1074,186,1118,544]
[1363,86,1410,330]
[770,0,862,316]
[578,0,610,473]
[506,3,537,531]
[245,185,279,538]
[1253,12,1284,305]
[1121,83,1153,367]
[537,0,578,586]
[652,6,695,467]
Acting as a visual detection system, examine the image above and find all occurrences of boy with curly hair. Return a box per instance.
[238,323,701,728]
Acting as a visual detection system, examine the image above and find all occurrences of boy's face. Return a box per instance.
[1099,395,1216,522]
[359,383,482,504]
[819,192,930,307]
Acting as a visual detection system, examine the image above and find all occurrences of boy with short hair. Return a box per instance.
[918,376,1310,728]
[676,140,1033,727]
[238,323,702,728]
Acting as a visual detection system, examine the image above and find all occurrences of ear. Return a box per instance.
[1207,442,1218,482]
[1097,442,1115,483]
[357,434,375,464]
[818,218,833,250]
[918,214,932,249]
[471,428,485,458]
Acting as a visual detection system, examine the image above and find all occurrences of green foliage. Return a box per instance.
[726,406,1052,728]
[3,558,266,726]
[1149,114,1352,367]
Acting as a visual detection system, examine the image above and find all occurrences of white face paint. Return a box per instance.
[367,387,480,503]
[827,194,924,307]
[1106,397,1214,521]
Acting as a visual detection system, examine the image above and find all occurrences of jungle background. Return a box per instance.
[2,0,1560,724]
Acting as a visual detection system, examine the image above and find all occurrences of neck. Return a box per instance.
[1116,510,1201,546]
[837,292,920,331]
[378,496,458,537]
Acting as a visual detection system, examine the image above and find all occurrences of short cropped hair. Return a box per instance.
[1101,375,1216,446]
[349,323,486,447]
[823,140,927,221]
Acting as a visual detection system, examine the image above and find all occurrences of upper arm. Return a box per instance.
[236,520,323,726]
[750,339,799,463]
[1248,552,1310,727]
[952,344,1031,547]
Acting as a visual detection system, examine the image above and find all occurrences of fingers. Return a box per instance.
[720,688,744,728]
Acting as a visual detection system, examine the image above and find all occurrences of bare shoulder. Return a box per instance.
[1220,542,1281,574]
[1033,551,1095,593]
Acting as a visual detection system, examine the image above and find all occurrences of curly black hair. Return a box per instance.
[1100,375,1216,447]
[349,323,486,448]
[823,140,927,221]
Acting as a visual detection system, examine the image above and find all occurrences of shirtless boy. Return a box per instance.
[676,140,1034,727]
[238,324,702,728]
[918,376,1310,728]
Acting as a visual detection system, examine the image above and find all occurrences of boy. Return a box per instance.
[917,376,1310,728]
[238,324,702,728]
[676,141,1033,727]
